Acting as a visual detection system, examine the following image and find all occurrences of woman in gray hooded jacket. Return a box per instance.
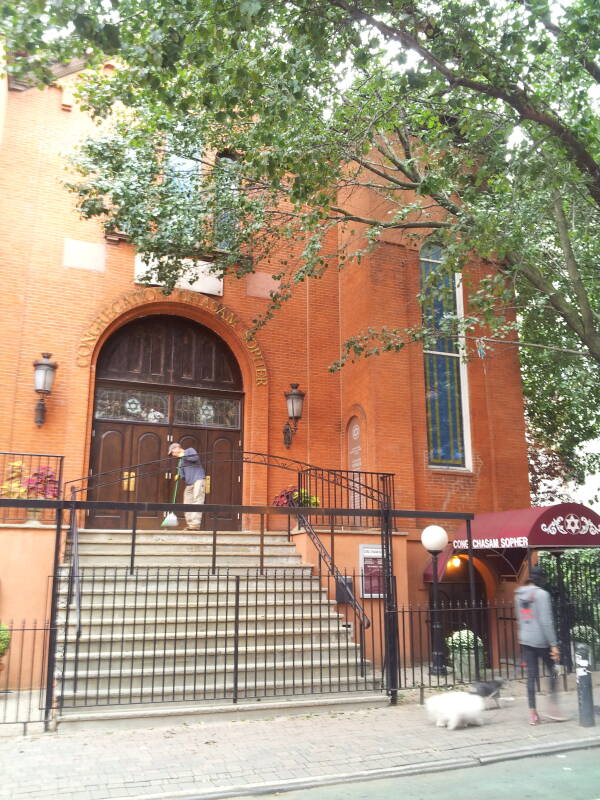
[515,566,566,725]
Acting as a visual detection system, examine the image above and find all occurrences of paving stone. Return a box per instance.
[4,690,600,799]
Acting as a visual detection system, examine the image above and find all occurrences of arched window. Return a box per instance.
[420,243,470,468]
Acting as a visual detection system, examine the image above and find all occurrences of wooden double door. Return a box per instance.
[88,418,242,530]
[87,315,244,530]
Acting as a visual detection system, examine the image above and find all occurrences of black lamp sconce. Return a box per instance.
[283,383,305,448]
[33,353,58,427]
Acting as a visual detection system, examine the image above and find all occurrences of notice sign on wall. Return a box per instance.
[360,544,384,598]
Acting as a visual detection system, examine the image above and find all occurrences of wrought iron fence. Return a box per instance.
[389,601,587,691]
[0,622,49,731]
[53,567,383,710]
[0,452,64,525]
[540,550,600,670]
[298,467,394,528]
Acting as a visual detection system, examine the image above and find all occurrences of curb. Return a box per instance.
[109,734,600,800]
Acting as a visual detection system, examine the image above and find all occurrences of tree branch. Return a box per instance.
[328,0,600,207]
[552,196,598,340]
[329,206,451,228]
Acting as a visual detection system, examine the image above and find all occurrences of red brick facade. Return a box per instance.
[0,74,531,603]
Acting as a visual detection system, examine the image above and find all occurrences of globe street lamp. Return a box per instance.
[421,524,449,676]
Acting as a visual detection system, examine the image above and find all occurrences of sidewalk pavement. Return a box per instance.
[1,689,598,800]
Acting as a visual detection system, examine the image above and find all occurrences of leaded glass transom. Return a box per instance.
[95,388,168,424]
[174,395,241,429]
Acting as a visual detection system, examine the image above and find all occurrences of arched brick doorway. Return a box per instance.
[88,314,243,529]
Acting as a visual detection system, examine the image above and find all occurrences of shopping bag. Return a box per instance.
[161,474,180,528]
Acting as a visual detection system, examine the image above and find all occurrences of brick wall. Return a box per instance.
[0,77,531,601]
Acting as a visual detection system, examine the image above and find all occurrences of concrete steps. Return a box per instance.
[55,528,376,713]
[74,529,304,568]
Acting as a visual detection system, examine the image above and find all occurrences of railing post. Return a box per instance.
[381,504,399,704]
[552,551,573,673]
[43,503,64,730]
[129,510,138,575]
[211,526,217,574]
[330,518,335,572]
[259,513,265,576]
[465,518,481,680]
[232,575,240,704]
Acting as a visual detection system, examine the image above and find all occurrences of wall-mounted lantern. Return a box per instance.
[283,383,305,448]
[33,353,58,427]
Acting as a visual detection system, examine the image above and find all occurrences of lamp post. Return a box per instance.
[421,524,449,676]
[33,353,58,427]
[283,383,305,448]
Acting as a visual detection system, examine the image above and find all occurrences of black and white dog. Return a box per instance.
[468,679,508,708]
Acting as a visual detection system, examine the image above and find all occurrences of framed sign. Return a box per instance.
[360,544,384,598]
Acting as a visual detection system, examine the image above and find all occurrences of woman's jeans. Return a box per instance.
[522,644,557,709]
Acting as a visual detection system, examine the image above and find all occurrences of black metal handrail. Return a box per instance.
[64,451,394,505]
[67,488,82,644]
[290,497,371,630]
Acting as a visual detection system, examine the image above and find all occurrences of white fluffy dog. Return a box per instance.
[425,691,485,730]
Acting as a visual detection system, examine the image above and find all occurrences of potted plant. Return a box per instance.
[0,623,10,672]
[445,628,485,682]
[272,486,320,507]
[0,462,59,525]
[23,466,59,524]
[0,461,28,501]
[272,486,320,532]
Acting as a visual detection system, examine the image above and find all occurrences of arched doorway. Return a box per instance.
[89,315,243,530]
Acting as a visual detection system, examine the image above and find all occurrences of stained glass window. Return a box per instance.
[94,388,168,424]
[421,244,466,468]
[174,395,241,429]
[214,156,239,251]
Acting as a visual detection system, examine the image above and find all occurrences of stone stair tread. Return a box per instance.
[60,611,346,626]
[77,541,295,549]
[58,675,374,701]
[58,642,359,661]
[59,601,336,613]
[56,693,387,723]
[79,529,292,534]
[58,624,352,643]
[76,549,302,556]
[59,654,366,680]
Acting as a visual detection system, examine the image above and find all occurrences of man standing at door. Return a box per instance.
[168,443,206,531]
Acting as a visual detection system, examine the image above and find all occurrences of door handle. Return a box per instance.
[205,475,211,494]
[122,470,136,492]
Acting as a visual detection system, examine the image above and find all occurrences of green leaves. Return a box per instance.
[7,0,600,483]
